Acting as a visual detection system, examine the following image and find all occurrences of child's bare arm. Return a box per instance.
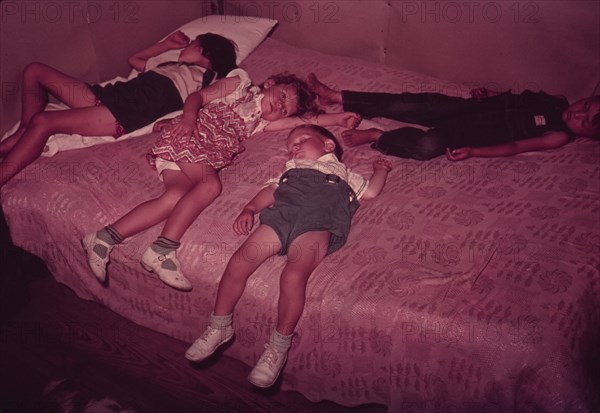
[128,30,190,72]
[446,131,570,161]
[233,185,277,235]
[166,75,243,139]
[264,112,362,132]
[361,158,393,200]
[166,92,205,140]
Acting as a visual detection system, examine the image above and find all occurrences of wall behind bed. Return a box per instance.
[0,0,214,136]
[224,0,599,102]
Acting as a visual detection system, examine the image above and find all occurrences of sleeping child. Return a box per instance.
[0,31,237,187]
[185,124,392,388]
[82,71,361,291]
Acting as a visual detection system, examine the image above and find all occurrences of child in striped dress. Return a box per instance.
[82,70,361,291]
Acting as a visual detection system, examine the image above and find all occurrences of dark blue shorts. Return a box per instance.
[90,71,183,133]
[260,168,360,256]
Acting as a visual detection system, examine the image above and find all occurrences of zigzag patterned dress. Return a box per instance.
[148,89,265,170]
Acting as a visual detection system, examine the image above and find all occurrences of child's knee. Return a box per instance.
[377,129,444,160]
[161,189,187,209]
[281,270,307,283]
[28,112,65,137]
[23,62,49,80]
[280,270,312,294]
[28,112,53,133]
[201,177,222,199]
[416,133,445,160]
[211,179,223,198]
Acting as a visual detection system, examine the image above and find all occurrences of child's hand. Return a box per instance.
[233,208,255,235]
[335,112,362,129]
[446,147,472,161]
[170,118,199,140]
[373,157,393,172]
[164,30,190,49]
[152,118,172,133]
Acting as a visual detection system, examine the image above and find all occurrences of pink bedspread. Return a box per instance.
[2,38,599,412]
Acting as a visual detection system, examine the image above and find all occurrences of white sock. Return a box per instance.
[210,313,232,329]
[270,330,293,352]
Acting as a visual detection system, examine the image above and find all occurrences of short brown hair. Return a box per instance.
[290,124,343,160]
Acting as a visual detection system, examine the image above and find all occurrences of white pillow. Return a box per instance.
[145,14,278,69]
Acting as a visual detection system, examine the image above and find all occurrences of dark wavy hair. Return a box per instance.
[196,33,237,79]
[263,72,322,118]
[290,124,343,160]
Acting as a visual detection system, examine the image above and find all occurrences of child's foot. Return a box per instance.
[185,325,234,362]
[81,232,114,283]
[307,73,342,106]
[341,128,383,147]
[247,343,289,388]
[140,246,192,291]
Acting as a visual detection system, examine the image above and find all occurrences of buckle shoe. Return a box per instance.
[247,343,289,388]
[81,232,113,283]
[185,325,234,362]
[140,246,192,291]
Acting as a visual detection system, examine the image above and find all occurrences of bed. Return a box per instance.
[2,34,599,412]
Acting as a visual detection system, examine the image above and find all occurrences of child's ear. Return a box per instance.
[324,139,336,153]
[263,79,275,88]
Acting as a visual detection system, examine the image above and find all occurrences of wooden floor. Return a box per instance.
[0,209,386,413]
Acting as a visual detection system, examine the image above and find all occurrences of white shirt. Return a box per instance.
[266,153,369,199]
[153,63,206,101]
[210,68,269,135]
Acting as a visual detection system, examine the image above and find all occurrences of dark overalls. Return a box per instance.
[260,168,360,256]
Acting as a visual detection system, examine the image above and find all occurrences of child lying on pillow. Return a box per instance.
[0,31,236,187]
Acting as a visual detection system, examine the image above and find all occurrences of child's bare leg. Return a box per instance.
[21,62,97,121]
[307,73,342,106]
[130,162,222,291]
[111,170,195,237]
[246,230,330,388]
[159,162,222,241]
[184,225,281,363]
[83,169,195,286]
[213,225,281,315]
[2,63,97,151]
[0,106,117,187]
[276,230,330,335]
[341,128,384,147]
[0,133,23,157]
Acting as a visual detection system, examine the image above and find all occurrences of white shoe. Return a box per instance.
[247,344,289,388]
[185,325,234,362]
[140,246,192,291]
[81,232,113,283]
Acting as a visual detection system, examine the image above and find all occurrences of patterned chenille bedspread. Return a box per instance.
[2,38,599,412]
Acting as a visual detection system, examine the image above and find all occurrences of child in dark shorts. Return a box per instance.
[307,73,600,161]
[82,73,362,292]
[0,30,237,187]
[184,124,392,388]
